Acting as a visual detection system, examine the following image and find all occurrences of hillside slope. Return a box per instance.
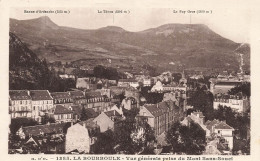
[10,16,250,72]
[9,32,74,91]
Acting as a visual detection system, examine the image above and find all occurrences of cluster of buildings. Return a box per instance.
[9,68,250,155]
[213,93,250,113]
[209,72,249,95]
[209,71,250,114]
[10,87,127,121]
[9,70,191,154]
[182,112,235,155]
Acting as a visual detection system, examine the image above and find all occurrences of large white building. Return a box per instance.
[65,123,91,153]
[9,90,54,122]
[205,120,234,150]
[151,81,187,93]
[213,94,250,113]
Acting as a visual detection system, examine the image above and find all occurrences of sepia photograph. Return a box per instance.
[7,6,252,157]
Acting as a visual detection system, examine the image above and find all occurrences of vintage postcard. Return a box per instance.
[0,0,259,161]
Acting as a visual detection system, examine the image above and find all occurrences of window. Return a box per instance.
[20,101,22,105]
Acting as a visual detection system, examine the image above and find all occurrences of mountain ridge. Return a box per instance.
[9,16,250,73]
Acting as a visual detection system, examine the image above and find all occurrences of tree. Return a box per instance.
[10,118,38,134]
[173,73,182,83]
[91,129,116,154]
[213,105,250,139]
[80,107,88,121]
[228,83,250,97]
[166,121,206,155]
[114,108,156,154]
[41,114,55,124]
[188,87,214,120]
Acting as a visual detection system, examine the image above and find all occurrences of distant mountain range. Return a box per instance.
[9,16,250,73]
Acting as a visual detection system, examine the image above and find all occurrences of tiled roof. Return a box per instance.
[85,91,102,98]
[104,110,121,117]
[9,90,31,100]
[109,86,127,90]
[21,123,69,136]
[30,90,53,100]
[205,119,234,130]
[69,91,84,98]
[163,84,177,87]
[118,79,137,83]
[54,105,73,114]
[215,82,241,86]
[144,104,164,117]
[144,100,180,117]
[214,122,234,130]
[205,119,220,130]
[51,92,71,99]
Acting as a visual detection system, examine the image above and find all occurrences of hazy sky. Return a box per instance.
[10,7,250,43]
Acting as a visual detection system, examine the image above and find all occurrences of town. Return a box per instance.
[8,64,250,155]
[8,15,251,155]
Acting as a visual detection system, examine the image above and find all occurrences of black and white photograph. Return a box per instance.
[3,3,256,159]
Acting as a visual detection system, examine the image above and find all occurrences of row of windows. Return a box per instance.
[11,100,31,105]
[32,100,53,105]
[55,114,72,120]
[11,112,31,118]
[10,106,31,111]
[33,105,53,111]
[54,99,73,104]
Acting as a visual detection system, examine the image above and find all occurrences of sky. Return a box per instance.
[10,7,250,43]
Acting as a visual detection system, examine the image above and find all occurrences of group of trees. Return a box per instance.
[166,121,206,155]
[80,107,88,121]
[188,86,250,140]
[140,86,164,104]
[93,65,126,80]
[9,118,38,134]
[9,115,56,136]
[213,105,250,139]
[228,82,251,97]
[72,65,127,81]
[187,86,214,120]
[10,58,76,92]
[91,107,156,154]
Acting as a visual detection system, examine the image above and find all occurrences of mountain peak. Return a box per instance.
[33,16,58,29]
[11,16,59,30]
[140,23,210,33]
[98,26,126,32]
[37,16,51,21]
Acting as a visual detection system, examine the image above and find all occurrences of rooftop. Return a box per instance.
[51,92,71,99]
[104,110,121,117]
[118,79,137,82]
[21,122,70,136]
[215,82,241,86]
[30,90,53,100]
[9,90,31,100]
[54,105,73,114]
[69,91,85,98]
[85,91,102,98]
